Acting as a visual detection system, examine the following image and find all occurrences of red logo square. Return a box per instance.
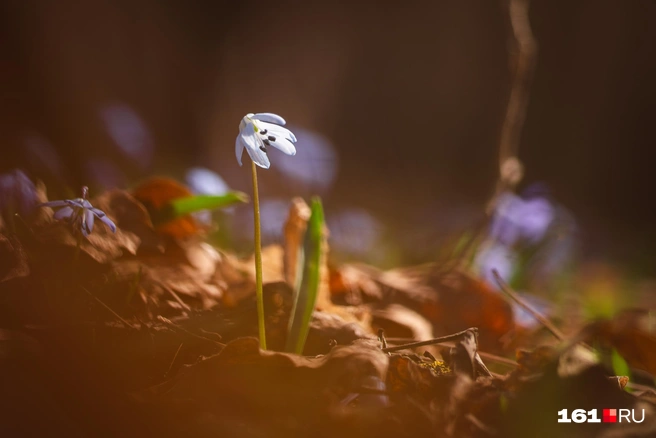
[603,409,617,423]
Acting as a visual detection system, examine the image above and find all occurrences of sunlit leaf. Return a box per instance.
[168,192,248,218]
[131,177,247,238]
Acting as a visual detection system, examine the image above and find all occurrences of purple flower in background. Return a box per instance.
[274,127,338,194]
[100,103,154,169]
[186,168,229,195]
[475,242,516,286]
[41,186,116,237]
[0,170,39,217]
[490,188,555,246]
[327,209,382,257]
[232,198,291,244]
[186,167,231,225]
[85,159,127,189]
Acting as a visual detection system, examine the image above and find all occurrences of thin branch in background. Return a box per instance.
[156,315,226,347]
[489,0,538,212]
[82,287,137,330]
[443,0,538,272]
[164,343,184,378]
[492,269,565,341]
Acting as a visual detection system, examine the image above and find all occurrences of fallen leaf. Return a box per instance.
[371,304,434,340]
[131,177,202,239]
[586,309,656,376]
[0,234,29,282]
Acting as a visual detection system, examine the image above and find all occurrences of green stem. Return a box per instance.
[251,161,266,350]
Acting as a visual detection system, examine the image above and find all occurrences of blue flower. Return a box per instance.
[489,189,555,246]
[0,170,39,217]
[41,186,116,237]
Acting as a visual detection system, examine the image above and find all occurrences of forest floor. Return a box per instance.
[1,181,656,438]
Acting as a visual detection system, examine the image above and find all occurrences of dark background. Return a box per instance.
[1,0,655,270]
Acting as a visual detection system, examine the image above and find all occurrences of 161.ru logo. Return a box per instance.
[558,409,645,423]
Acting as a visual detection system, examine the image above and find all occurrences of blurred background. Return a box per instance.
[1,0,655,277]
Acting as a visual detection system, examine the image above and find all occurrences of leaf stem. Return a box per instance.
[251,161,267,350]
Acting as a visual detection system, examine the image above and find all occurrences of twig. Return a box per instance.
[382,328,477,354]
[377,328,388,349]
[492,269,565,340]
[386,337,518,368]
[156,316,225,347]
[162,285,192,313]
[164,343,184,378]
[494,0,537,196]
[82,287,137,330]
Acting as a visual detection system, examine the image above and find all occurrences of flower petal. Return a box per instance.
[268,138,297,156]
[99,215,117,233]
[66,199,86,209]
[53,206,74,221]
[259,122,297,143]
[240,123,270,169]
[85,209,95,234]
[235,135,245,166]
[91,208,117,233]
[252,113,286,126]
[41,200,68,208]
[80,221,90,237]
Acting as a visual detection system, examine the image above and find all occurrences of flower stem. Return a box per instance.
[251,161,267,350]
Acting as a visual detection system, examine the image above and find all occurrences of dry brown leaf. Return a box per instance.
[371,304,433,340]
[0,234,30,282]
[282,197,332,311]
[93,189,164,253]
[283,197,311,285]
[34,219,138,264]
[159,337,388,415]
[329,263,383,305]
[109,256,223,319]
[587,309,656,376]
[131,177,203,239]
[304,311,371,355]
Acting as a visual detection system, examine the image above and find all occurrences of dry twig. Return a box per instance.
[382,328,477,354]
[492,269,565,340]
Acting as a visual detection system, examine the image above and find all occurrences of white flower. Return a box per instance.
[235,113,297,169]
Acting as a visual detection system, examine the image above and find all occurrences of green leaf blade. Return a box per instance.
[286,197,324,355]
[169,192,249,218]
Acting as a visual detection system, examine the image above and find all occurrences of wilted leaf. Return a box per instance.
[387,354,445,399]
[34,215,138,264]
[131,177,203,238]
[93,189,163,253]
[329,263,383,305]
[371,304,434,340]
[159,337,388,419]
[586,309,656,376]
[0,234,29,282]
[303,311,370,356]
[283,197,311,286]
